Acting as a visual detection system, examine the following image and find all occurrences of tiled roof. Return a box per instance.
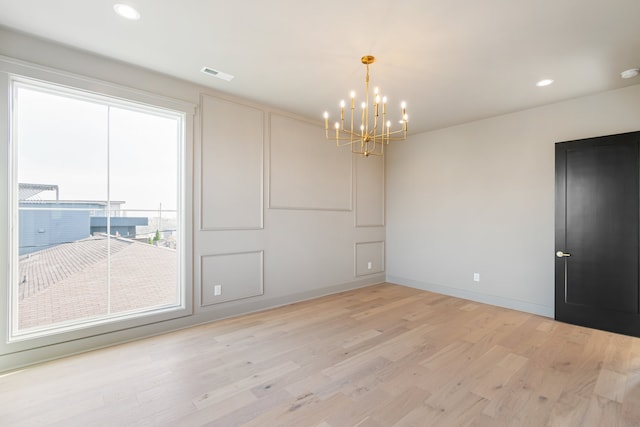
[17,235,177,330]
[18,183,58,200]
[18,235,130,299]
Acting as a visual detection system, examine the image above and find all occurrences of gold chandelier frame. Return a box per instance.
[323,55,408,157]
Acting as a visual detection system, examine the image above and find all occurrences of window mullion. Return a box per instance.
[106,105,112,315]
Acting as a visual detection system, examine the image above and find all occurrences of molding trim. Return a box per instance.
[386,275,554,318]
[0,55,197,114]
[354,154,385,228]
[355,241,385,277]
[199,250,264,307]
[199,94,264,231]
[268,112,353,212]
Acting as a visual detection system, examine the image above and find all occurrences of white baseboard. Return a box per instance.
[387,275,554,318]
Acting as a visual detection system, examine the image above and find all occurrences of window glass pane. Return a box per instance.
[14,82,182,336]
[18,233,109,330]
[17,88,108,202]
[108,108,180,314]
[109,107,178,212]
[108,211,178,314]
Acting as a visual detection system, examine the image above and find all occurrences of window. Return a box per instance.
[8,77,188,342]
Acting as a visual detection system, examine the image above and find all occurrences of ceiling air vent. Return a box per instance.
[201,67,234,82]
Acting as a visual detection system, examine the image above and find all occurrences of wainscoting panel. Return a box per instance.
[355,154,384,227]
[201,95,263,230]
[355,241,385,277]
[201,251,264,306]
[269,113,352,211]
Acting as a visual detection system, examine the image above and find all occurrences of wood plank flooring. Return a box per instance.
[2,283,640,426]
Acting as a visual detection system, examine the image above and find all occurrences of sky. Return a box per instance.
[16,86,180,214]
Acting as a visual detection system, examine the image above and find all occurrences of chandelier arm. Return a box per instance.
[335,128,363,138]
[387,127,407,136]
[334,140,361,148]
[331,130,406,142]
[332,128,405,139]
[352,151,383,157]
[350,96,355,143]
[332,136,365,142]
[373,104,378,144]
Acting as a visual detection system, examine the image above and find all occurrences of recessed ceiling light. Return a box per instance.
[201,67,235,82]
[114,4,140,20]
[621,68,639,79]
[536,79,554,87]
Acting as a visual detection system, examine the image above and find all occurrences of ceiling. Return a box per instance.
[1,0,639,134]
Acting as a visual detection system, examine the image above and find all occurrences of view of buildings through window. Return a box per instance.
[13,82,183,335]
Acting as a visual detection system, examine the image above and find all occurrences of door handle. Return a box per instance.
[556,251,571,258]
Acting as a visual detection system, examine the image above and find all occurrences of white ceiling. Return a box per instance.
[1,0,639,134]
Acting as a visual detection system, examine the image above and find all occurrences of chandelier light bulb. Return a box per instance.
[382,96,387,104]
[350,91,356,99]
[335,122,340,129]
[323,111,329,119]
[340,100,345,108]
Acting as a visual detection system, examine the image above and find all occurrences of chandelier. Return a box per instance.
[323,55,408,157]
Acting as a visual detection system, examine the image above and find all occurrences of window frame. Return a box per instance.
[1,60,194,356]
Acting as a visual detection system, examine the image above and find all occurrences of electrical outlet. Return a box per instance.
[214,285,222,296]
[473,273,480,282]
[367,261,372,270]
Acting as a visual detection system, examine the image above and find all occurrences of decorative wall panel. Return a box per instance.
[201,95,263,229]
[355,154,384,226]
[269,114,351,211]
[201,251,264,306]
[355,241,385,277]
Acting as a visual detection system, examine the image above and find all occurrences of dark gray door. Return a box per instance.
[555,131,640,336]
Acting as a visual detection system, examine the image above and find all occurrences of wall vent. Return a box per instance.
[201,67,234,81]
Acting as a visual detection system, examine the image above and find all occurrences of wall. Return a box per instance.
[19,205,90,255]
[0,28,385,371]
[386,84,640,317]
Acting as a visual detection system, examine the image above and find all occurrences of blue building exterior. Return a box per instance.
[88,216,149,238]
[19,197,148,255]
[19,202,92,255]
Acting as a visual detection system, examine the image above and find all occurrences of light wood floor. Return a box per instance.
[2,283,640,426]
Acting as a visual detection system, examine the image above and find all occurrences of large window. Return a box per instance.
[9,77,186,341]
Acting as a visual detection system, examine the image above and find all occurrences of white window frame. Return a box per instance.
[0,58,194,356]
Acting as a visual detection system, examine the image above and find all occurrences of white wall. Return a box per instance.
[386,84,640,317]
[0,28,385,371]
